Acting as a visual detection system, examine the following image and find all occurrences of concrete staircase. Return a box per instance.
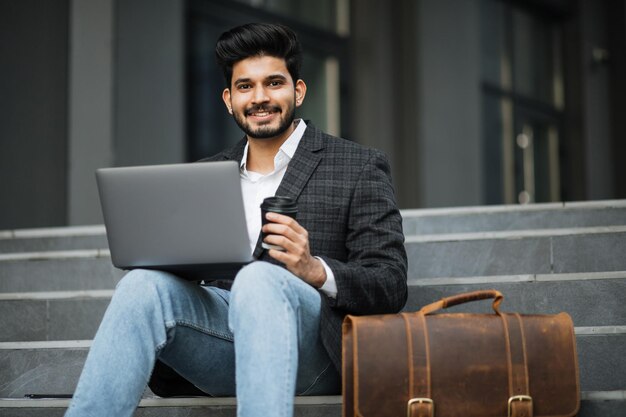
[1,200,625,416]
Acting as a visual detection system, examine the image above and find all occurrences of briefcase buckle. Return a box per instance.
[508,395,533,417]
[407,398,434,417]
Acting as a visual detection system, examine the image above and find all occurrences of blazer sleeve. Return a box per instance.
[320,150,408,315]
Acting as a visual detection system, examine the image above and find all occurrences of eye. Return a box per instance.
[237,83,251,90]
[268,80,284,87]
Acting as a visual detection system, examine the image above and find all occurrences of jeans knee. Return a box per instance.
[114,269,178,310]
[228,262,322,339]
[231,262,284,300]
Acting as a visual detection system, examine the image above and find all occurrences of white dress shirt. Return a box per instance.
[239,120,337,298]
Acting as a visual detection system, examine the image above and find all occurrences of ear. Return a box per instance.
[294,79,307,108]
[222,88,233,114]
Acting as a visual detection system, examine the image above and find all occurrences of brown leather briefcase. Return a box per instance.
[342,290,580,417]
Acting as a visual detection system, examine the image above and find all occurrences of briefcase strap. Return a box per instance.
[412,291,534,417]
[501,312,533,417]
[419,289,503,315]
[402,312,434,417]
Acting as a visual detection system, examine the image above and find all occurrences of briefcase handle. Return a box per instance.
[419,289,504,315]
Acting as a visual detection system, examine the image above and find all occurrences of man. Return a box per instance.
[65,23,407,417]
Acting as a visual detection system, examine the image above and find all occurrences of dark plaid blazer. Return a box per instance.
[149,124,407,396]
[205,123,408,371]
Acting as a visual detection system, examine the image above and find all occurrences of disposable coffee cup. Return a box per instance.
[261,196,298,251]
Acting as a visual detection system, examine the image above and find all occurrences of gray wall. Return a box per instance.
[67,0,185,226]
[113,0,185,169]
[416,0,483,208]
[0,0,623,230]
[349,0,421,209]
[1,0,185,229]
[580,0,614,200]
[350,0,483,209]
[0,1,69,229]
[68,0,114,226]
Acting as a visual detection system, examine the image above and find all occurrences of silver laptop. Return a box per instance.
[96,161,253,280]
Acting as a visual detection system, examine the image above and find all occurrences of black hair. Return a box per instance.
[215,23,303,87]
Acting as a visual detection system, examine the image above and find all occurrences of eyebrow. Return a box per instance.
[233,73,289,85]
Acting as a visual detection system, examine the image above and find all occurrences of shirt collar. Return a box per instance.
[240,119,307,172]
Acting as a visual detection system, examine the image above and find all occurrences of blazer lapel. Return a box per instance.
[275,125,324,200]
[220,137,247,163]
[252,124,325,258]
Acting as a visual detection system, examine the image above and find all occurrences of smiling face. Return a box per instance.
[222,55,306,143]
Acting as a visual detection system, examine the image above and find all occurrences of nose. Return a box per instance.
[252,86,269,104]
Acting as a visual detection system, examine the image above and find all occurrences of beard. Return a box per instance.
[232,100,296,140]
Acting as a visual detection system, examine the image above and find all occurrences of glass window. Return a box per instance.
[480,0,564,204]
[512,9,556,105]
[480,0,506,88]
[482,94,505,204]
[232,0,347,34]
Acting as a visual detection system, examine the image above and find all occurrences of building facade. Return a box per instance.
[1,0,625,229]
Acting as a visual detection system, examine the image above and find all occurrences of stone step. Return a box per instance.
[401,199,626,235]
[0,330,624,397]
[0,394,624,417]
[575,392,626,417]
[0,341,90,399]
[0,251,124,292]
[406,226,626,279]
[0,226,107,253]
[2,200,624,253]
[405,271,626,327]
[2,226,626,292]
[0,290,112,342]
[0,396,342,417]
[3,272,625,342]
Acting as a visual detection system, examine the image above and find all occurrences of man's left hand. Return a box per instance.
[262,212,327,288]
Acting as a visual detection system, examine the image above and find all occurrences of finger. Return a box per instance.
[265,212,305,233]
[267,248,298,267]
[264,214,301,236]
[262,222,302,243]
[263,216,309,241]
[263,230,310,256]
[263,233,299,253]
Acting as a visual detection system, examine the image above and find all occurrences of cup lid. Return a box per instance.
[261,196,297,210]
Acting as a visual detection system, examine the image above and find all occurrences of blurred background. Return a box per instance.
[1,0,624,230]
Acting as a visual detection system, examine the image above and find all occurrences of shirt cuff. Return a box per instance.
[316,256,337,299]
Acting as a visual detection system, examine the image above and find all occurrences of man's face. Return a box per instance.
[222,55,306,141]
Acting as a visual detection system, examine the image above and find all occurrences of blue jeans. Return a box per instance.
[65,261,340,417]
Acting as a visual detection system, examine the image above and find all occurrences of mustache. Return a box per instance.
[245,104,281,116]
